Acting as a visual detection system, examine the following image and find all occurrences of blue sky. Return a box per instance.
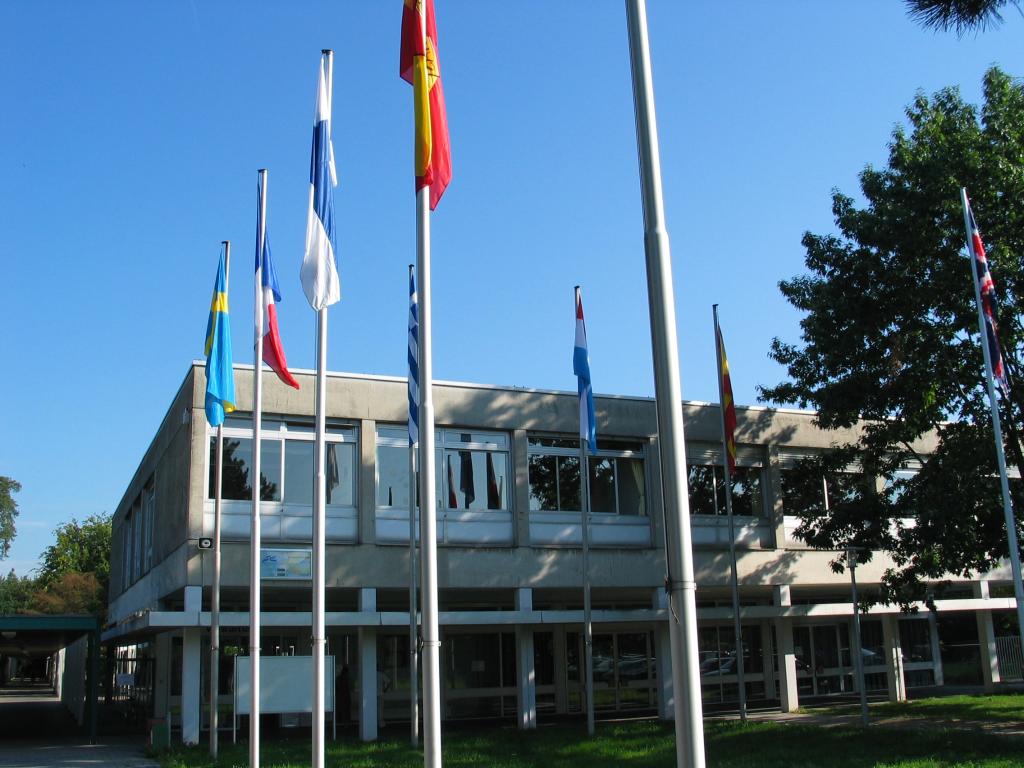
[2,1,1023,576]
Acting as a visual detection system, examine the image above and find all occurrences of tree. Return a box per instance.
[31,572,104,616]
[0,569,36,615]
[906,0,1020,34]
[0,477,20,559]
[760,67,1024,606]
[37,513,112,597]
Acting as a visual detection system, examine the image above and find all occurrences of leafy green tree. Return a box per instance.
[0,569,36,615]
[31,572,104,616]
[37,513,112,597]
[760,67,1024,606]
[906,0,1019,34]
[0,477,20,559]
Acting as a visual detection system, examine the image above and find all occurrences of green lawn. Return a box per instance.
[159,697,1024,768]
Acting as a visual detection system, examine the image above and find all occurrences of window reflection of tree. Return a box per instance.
[215,438,278,501]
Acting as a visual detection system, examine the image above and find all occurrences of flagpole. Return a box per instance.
[251,171,268,768]
[210,240,230,760]
[309,48,334,768]
[408,441,420,745]
[960,187,1024,654]
[417,183,442,768]
[579,437,595,736]
[625,3,705,767]
[712,305,746,723]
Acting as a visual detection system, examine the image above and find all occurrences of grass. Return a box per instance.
[872,694,1024,724]
[158,712,1024,768]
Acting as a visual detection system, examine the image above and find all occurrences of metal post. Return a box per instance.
[210,240,229,760]
[409,443,420,745]
[847,548,869,727]
[625,2,705,765]
[417,184,442,767]
[961,188,1024,656]
[580,439,595,736]
[712,305,746,722]
[250,169,268,768]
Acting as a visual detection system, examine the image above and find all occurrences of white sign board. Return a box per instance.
[233,655,335,715]
[260,548,312,580]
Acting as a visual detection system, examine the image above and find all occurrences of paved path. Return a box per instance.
[0,741,157,768]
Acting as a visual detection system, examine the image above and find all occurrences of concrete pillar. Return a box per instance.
[652,590,674,720]
[760,620,777,699]
[773,585,799,713]
[512,430,531,547]
[767,444,786,549]
[514,588,537,729]
[928,612,944,686]
[359,420,377,545]
[358,588,379,741]
[181,586,203,745]
[882,615,906,702]
[153,634,171,719]
[974,582,1001,691]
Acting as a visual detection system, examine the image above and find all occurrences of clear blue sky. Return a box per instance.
[2,1,1022,576]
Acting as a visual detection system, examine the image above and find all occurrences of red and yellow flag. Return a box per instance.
[400,0,451,210]
[717,326,737,472]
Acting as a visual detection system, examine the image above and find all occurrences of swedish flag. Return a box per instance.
[204,250,235,426]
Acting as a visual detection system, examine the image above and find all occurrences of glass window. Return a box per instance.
[377,444,412,509]
[284,441,313,505]
[442,449,508,510]
[688,464,764,517]
[899,619,933,663]
[210,437,280,501]
[528,436,646,515]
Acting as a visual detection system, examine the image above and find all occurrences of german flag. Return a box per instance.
[400,0,452,210]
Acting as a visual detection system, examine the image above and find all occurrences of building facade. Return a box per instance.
[104,363,1022,744]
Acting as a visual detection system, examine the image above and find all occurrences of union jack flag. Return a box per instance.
[965,193,1010,392]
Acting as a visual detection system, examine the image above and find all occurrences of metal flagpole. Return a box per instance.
[846,547,869,727]
[579,438,596,735]
[409,442,420,745]
[625,2,705,766]
[417,183,442,768]
[311,49,334,768]
[712,305,746,722]
[210,240,230,759]
[961,187,1024,654]
[251,170,268,768]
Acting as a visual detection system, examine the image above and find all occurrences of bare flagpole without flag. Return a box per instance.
[408,264,421,746]
[625,2,706,766]
[960,188,1024,655]
[712,305,746,722]
[300,50,342,768]
[251,171,268,768]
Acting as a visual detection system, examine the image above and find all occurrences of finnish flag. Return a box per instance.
[300,53,341,310]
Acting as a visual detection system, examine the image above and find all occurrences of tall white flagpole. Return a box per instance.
[417,183,442,768]
[579,437,595,736]
[961,187,1024,654]
[311,48,334,768]
[625,3,705,766]
[210,240,230,760]
[712,305,746,723]
[409,265,421,747]
[251,170,268,768]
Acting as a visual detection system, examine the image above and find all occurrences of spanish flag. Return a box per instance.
[717,324,737,472]
[400,0,451,210]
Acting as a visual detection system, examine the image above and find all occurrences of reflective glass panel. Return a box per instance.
[589,458,616,513]
[377,444,410,509]
[325,443,354,506]
[284,440,313,505]
[617,458,646,515]
[443,450,507,510]
[528,454,557,511]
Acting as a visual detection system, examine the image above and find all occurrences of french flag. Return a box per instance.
[300,52,341,311]
[256,187,299,390]
[573,286,597,451]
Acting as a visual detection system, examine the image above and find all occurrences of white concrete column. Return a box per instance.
[760,620,777,700]
[882,615,906,702]
[974,582,1001,691]
[928,612,944,686]
[773,585,799,713]
[181,585,203,745]
[514,588,537,729]
[652,590,674,720]
[358,588,378,741]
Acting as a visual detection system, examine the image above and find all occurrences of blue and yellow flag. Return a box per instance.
[204,250,235,426]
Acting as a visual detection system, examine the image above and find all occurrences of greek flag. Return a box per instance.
[408,265,419,446]
[573,286,597,451]
[300,52,341,310]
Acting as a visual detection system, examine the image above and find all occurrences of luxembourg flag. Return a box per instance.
[300,52,341,311]
[257,194,300,390]
[573,286,597,452]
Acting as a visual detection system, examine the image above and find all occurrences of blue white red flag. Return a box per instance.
[300,52,341,310]
[573,286,597,452]
[257,183,299,390]
[408,265,419,446]
[965,193,1010,393]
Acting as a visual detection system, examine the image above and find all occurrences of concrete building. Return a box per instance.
[103,363,1022,744]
